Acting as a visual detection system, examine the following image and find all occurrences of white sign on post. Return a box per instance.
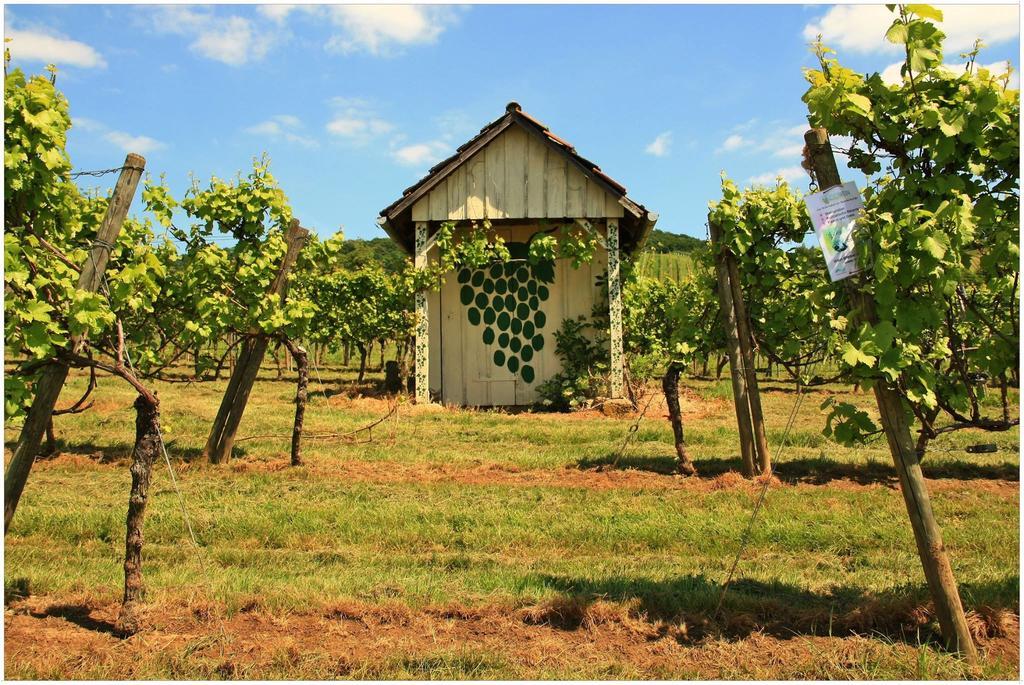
[805,180,865,282]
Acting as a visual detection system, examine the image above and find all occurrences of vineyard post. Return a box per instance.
[204,220,310,464]
[724,239,771,473]
[804,128,978,663]
[4,153,146,533]
[116,392,161,635]
[708,217,757,477]
[283,339,308,466]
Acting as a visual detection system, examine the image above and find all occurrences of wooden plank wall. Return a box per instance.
[412,125,626,223]
[437,224,607,407]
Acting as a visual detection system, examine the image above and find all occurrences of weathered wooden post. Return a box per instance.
[116,392,161,636]
[804,128,978,663]
[204,220,310,464]
[708,217,757,478]
[283,339,309,467]
[4,153,146,533]
[662,362,697,476]
[724,253,771,474]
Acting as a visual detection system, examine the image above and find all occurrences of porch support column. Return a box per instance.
[607,218,624,398]
[414,221,431,404]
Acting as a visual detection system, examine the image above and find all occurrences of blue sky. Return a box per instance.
[5,3,1020,241]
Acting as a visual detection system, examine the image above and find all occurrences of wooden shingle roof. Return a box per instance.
[378,102,657,255]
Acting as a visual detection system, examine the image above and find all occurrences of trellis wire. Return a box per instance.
[70,164,144,180]
[311,351,343,423]
[87,250,202,551]
[713,362,816,619]
[309,349,403,443]
[234,402,398,445]
[600,388,658,472]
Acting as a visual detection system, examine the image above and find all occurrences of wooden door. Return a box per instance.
[439,225,607,406]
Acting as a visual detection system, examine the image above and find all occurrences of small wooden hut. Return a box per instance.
[378,102,657,406]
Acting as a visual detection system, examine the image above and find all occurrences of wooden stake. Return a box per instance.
[115,394,160,636]
[662,362,696,476]
[709,217,757,478]
[284,339,308,467]
[804,127,978,664]
[204,220,309,464]
[725,252,771,474]
[4,153,145,533]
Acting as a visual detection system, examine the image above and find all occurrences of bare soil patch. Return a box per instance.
[4,595,1017,679]
[503,387,729,423]
[31,449,1020,500]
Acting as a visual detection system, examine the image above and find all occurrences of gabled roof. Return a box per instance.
[378,102,657,255]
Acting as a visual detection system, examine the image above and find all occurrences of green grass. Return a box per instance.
[3,361,1019,679]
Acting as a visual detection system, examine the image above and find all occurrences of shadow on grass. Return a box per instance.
[5,577,32,604]
[757,386,856,399]
[33,440,249,465]
[36,440,134,464]
[30,603,120,636]
[163,443,252,463]
[529,572,1019,646]
[576,454,681,475]
[576,453,1018,483]
[321,382,399,400]
[769,456,1019,484]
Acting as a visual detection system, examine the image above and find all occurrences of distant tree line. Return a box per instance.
[335,236,409,273]
[642,229,704,254]
[332,228,702,272]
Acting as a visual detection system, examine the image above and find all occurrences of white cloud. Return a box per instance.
[191,16,271,66]
[392,141,449,167]
[830,134,855,169]
[747,165,807,186]
[71,116,165,154]
[804,5,1019,55]
[324,5,461,55]
[717,122,808,159]
[282,132,316,147]
[881,59,1020,89]
[433,110,475,142]
[328,96,373,110]
[773,141,806,158]
[5,28,106,68]
[273,114,301,128]
[103,131,165,155]
[758,124,807,158]
[879,62,904,85]
[645,131,672,157]
[383,106,469,169]
[258,5,296,24]
[246,120,284,136]
[72,116,103,132]
[147,7,275,66]
[245,114,316,148]
[326,117,393,137]
[320,97,457,168]
[325,97,394,143]
[717,134,749,153]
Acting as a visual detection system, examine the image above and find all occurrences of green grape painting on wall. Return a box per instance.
[456,242,554,384]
